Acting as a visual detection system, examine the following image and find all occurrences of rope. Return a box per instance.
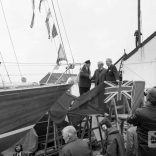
[43,2,67,83]
[0,0,23,79]
[123,64,153,87]
[50,0,69,65]
[1,61,82,67]
[0,51,12,83]
[56,0,75,64]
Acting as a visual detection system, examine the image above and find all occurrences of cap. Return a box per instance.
[84,60,91,64]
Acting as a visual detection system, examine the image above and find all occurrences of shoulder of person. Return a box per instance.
[103,68,107,72]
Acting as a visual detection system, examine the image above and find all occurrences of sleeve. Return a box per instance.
[59,149,72,156]
[79,67,90,78]
[104,139,117,156]
[59,150,64,156]
[127,110,140,126]
[91,71,96,82]
[126,129,134,156]
[112,66,119,81]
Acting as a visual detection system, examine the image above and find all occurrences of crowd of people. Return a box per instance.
[58,87,156,156]
[76,58,156,156]
[3,58,156,156]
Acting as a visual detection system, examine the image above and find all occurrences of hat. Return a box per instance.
[147,87,156,104]
[84,60,91,64]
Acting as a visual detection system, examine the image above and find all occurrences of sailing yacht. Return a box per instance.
[0,0,74,152]
[0,83,72,152]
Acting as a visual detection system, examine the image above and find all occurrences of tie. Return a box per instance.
[17,153,20,156]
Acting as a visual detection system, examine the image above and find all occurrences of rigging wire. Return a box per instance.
[56,0,75,64]
[50,0,69,64]
[0,62,5,87]
[0,0,23,79]
[0,51,12,83]
[43,1,69,84]
[1,61,82,66]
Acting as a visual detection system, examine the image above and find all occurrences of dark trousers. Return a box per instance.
[79,87,90,95]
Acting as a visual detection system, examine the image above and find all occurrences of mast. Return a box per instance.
[138,0,141,45]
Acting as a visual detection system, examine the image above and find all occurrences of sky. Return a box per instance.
[0,0,156,83]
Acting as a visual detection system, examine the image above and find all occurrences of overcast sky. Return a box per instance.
[0,0,156,82]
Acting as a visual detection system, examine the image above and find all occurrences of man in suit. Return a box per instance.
[13,144,28,156]
[105,58,119,82]
[59,125,92,156]
[91,61,107,87]
[78,60,91,95]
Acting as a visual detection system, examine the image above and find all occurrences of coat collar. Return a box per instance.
[67,136,78,144]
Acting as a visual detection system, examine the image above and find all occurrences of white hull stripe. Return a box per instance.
[0,125,34,139]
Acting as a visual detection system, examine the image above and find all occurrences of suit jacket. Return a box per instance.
[91,68,107,86]
[79,65,91,88]
[59,138,92,156]
[13,152,28,156]
[105,65,119,82]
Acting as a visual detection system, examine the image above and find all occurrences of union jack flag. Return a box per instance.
[104,81,133,103]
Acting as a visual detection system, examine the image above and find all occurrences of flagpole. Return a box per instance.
[138,0,141,45]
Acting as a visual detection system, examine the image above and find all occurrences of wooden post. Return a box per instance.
[96,115,105,154]
[81,116,89,138]
[53,122,57,149]
[112,98,120,131]
[88,116,92,151]
[44,112,51,156]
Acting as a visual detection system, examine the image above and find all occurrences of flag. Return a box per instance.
[45,9,51,39]
[39,0,44,12]
[52,24,58,38]
[56,44,67,65]
[131,81,145,113]
[104,81,133,103]
[30,0,35,28]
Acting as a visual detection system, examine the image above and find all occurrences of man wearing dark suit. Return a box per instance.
[13,144,28,156]
[105,58,119,82]
[59,125,92,156]
[91,61,107,87]
[78,60,91,95]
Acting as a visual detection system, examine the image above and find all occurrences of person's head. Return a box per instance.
[62,125,77,143]
[146,87,156,105]
[100,117,112,131]
[97,61,104,70]
[106,58,112,67]
[15,144,23,152]
[84,60,91,68]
